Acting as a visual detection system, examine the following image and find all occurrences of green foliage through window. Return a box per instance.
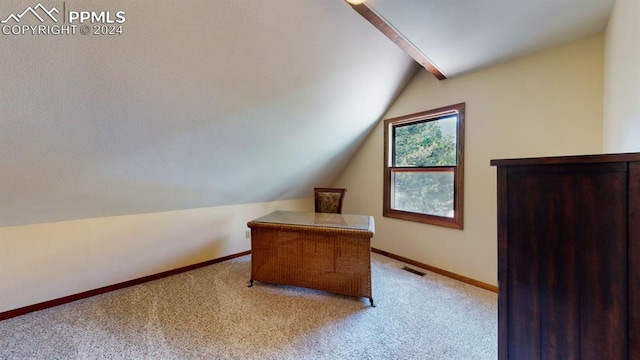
[393,172,454,217]
[383,103,465,229]
[393,116,457,167]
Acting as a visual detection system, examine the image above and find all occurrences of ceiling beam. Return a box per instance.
[349,2,447,80]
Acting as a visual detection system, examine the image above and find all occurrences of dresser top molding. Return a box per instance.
[491,152,640,167]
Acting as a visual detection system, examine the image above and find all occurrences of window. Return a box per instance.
[383,103,464,229]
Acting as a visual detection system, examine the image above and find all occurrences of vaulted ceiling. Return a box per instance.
[0,0,416,227]
[354,0,614,78]
[0,0,614,227]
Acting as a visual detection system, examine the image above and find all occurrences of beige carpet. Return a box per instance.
[0,253,497,359]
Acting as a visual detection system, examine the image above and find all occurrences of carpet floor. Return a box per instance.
[0,253,497,359]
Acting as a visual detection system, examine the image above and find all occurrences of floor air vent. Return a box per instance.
[401,266,426,276]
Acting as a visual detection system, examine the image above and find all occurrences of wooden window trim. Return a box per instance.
[383,103,465,229]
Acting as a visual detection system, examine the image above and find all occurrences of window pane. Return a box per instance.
[393,116,457,167]
[392,171,454,217]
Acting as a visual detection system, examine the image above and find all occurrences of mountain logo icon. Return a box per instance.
[1,3,59,24]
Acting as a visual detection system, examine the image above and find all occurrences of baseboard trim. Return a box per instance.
[2,248,496,321]
[372,248,498,293]
[0,250,251,322]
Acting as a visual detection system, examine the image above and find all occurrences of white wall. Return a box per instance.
[0,198,311,313]
[603,0,640,153]
[335,35,605,286]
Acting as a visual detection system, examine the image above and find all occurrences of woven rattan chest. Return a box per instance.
[247,211,375,306]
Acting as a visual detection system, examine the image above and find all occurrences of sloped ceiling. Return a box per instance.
[0,0,417,227]
[363,0,614,78]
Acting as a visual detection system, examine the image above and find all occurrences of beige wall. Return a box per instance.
[334,35,605,286]
[603,0,640,153]
[0,199,311,313]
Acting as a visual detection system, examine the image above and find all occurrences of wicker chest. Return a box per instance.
[247,211,375,306]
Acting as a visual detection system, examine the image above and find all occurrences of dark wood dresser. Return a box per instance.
[491,153,640,360]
